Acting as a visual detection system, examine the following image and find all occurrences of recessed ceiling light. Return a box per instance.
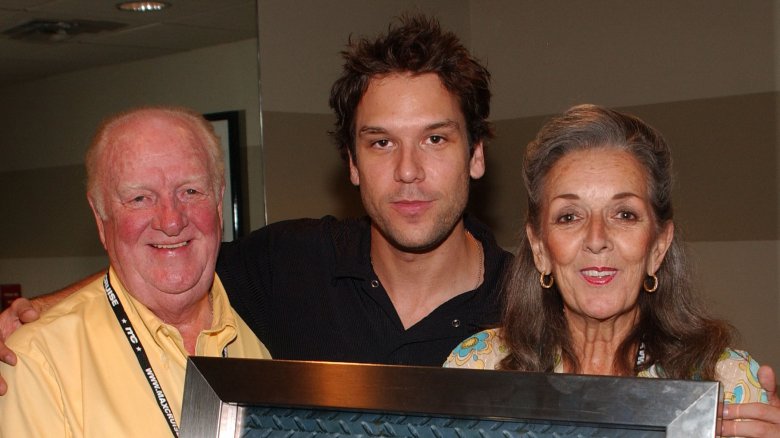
[116,1,170,12]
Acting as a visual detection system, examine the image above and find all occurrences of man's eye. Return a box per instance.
[372,139,390,148]
[125,195,150,207]
[429,135,443,144]
[185,188,199,195]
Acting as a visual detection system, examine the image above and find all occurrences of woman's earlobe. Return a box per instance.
[650,221,675,272]
[526,224,548,272]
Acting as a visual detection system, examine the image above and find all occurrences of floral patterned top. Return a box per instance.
[444,328,767,404]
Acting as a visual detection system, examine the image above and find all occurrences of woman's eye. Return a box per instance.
[617,211,637,220]
[557,213,576,223]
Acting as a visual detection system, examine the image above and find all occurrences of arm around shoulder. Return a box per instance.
[0,269,103,395]
[1,269,101,344]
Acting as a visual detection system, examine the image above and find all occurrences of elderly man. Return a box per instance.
[0,107,270,436]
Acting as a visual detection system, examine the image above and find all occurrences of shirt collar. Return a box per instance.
[107,267,238,357]
[329,214,504,285]
[331,216,373,280]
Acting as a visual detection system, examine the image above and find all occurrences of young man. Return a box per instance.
[216,15,510,365]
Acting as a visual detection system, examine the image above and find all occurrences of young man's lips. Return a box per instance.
[580,267,617,285]
[391,200,432,215]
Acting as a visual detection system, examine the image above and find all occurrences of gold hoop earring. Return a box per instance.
[643,274,658,293]
[540,272,554,289]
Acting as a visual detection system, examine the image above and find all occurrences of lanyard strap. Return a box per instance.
[103,273,179,437]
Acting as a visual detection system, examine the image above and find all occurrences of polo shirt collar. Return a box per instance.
[331,216,373,281]
[330,214,499,283]
[106,267,239,358]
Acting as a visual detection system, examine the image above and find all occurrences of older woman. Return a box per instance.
[445,104,779,437]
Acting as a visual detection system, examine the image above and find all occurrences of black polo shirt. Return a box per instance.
[216,215,511,366]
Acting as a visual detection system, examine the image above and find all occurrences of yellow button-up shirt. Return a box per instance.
[0,268,271,437]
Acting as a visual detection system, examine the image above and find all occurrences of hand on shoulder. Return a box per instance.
[0,297,42,395]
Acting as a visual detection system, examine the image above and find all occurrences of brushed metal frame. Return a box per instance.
[180,357,721,438]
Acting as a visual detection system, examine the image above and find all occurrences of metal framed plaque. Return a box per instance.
[180,357,721,438]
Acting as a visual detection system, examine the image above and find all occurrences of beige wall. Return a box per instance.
[475,1,774,119]
[691,240,779,367]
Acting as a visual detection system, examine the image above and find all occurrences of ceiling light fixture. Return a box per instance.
[116,1,171,12]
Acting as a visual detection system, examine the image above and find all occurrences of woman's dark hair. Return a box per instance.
[328,14,493,162]
[500,104,732,379]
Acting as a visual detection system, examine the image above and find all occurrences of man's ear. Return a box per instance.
[469,141,485,180]
[526,223,549,273]
[648,221,675,275]
[87,195,108,250]
[348,149,360,186]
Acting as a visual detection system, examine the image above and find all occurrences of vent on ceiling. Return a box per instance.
[2,19,126,43]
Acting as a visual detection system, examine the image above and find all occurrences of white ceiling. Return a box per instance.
[0,0,257,86]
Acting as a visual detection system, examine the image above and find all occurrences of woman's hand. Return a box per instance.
[721,365,780,437]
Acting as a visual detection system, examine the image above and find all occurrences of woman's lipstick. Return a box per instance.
[580,267,617,286]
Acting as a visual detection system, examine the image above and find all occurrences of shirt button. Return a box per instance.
[370,280,380,288]
[451,319,461,328]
